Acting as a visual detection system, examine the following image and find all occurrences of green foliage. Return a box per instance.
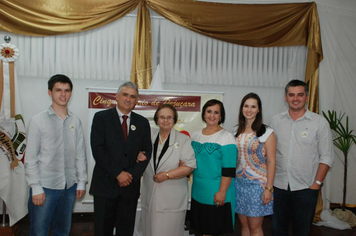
[323,110,356,211]
[323,110,356,156]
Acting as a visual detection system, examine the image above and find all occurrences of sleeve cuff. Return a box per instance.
[31,185,44,196]
[222,168,236,178]
[76,181,86,191]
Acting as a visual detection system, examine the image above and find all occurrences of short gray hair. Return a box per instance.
[117,81,139,98]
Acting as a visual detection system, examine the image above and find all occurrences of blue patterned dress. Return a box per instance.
[235,127,274,217]
[191,129,237,235]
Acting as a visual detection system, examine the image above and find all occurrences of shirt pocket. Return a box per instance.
[294,128,318,158]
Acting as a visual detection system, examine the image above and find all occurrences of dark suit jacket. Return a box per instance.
[89,107,152,199]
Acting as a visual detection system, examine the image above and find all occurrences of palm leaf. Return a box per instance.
[323,110,356,211]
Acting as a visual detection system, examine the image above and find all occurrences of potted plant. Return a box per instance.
[323,110,356,215]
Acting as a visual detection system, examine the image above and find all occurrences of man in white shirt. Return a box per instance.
[25,74,87,236]
[270,79,334,236]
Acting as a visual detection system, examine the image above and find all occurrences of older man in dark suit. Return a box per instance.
[90,81,152,236]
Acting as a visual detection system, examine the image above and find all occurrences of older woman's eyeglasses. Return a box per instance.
[158,116,173,121]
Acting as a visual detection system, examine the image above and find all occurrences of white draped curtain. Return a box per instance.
[8,16,137,81]
[1,12,307,132]
[2,13,307,87]
[155,16,307,87]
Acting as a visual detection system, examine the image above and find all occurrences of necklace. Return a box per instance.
[203,126,222,135]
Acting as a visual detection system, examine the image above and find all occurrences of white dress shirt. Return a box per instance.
[270,109,334,191]
[25,106,87,196]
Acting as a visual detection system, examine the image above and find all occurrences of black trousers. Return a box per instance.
[93,195,139,236]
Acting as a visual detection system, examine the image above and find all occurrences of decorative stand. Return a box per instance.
[1,201,18,236]
[0,35,19,236]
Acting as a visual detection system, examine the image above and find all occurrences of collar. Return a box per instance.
[47,105,72,118]
[282,108,312,121]
[152,127,177,147]
[116,106,131,119]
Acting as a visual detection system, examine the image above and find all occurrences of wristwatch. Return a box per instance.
[265,186,274,193]
[315,180,324,187]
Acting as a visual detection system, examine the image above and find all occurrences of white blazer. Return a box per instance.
[141,128,196,212]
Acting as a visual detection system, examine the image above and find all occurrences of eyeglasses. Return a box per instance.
[158,116,173,121]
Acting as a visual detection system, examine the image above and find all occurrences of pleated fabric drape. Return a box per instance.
[1,0,322,111]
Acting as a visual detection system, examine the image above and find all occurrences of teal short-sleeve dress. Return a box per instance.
[190,129,237,235]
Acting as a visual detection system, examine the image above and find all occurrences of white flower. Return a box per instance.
[131,125,136,131]
[301,131,308,138]
[0,43,20,62]
[174,143,179,148]
[69,124,75,130]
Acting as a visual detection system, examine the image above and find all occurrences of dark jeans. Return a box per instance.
[271,186,319,236]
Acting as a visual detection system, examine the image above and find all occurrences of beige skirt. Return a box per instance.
[141,188,186,236]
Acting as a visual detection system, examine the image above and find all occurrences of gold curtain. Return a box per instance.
[131,0,152,88]
[0,0,139,36]
[1,1,322,105]
[146,0,322,111]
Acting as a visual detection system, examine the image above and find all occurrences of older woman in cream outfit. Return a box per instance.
[139,104,196,236]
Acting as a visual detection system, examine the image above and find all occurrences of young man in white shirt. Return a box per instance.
[25,74,87,236]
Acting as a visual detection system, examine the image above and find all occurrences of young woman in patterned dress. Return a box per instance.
[235,93,276,236]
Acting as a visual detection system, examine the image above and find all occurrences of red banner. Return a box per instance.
[88,92,201,112]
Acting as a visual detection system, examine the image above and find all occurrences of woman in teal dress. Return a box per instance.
[190,99,237,236]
